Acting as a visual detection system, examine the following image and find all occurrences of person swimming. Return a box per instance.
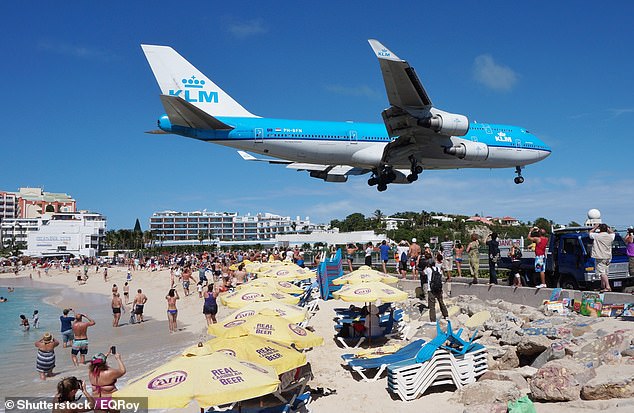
[20,314,30,331]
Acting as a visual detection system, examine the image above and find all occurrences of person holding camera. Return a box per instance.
[528,227,549,288]
[89,350,126,400]
[53,376,95,413]
[625,227,634,278]
[588,223,615,292]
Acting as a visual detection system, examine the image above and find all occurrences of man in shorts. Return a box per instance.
[440,235,454,281]
[528,227,549,288]
[71,313,95,366]
[59,308,75,348]
[589,223,615,292]
[133,289,148,323]
[408,239,421,280]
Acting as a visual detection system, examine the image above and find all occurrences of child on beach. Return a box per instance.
[20,314,30,331]
[33,310,40,328]
[197,281,204,298]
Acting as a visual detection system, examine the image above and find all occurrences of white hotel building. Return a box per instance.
[149,211,322,246]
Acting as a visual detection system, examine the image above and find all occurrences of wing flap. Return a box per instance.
[160,95,234,130]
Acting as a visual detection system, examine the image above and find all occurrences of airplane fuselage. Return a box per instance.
[159,115,551,170]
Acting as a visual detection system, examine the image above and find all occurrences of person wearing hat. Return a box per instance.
[89,350,126,399]
[35,332,59,380]
[409,238,421,280]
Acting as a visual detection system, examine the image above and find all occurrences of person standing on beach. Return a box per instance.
[103,267,108,282]
[454,241,464,278]
[182,266,193,296]
[409,238,421,280]
[59,309,75,348]
[379,240,391,273]
[626,227,634,277]
[32,310,40,328]
[111,293,124,327]
[133,289,148,323]
[527,227,549,288]
[485,232,500,285]
[588,223,615,292]
[89,351,126,401]
[440,235,454,282]
[345,243,358,272]
[35,332,59,380]
[203,284,218,325]
[165,288,180,333]
[466,233,480,284]
[123,282,130,305]
[71,313,95,366]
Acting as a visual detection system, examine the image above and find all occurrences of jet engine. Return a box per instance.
[309,171,348,183]
[417,109,469,136]
[444,141,489,161]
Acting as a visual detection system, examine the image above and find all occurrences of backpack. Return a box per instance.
[430,266,443,293]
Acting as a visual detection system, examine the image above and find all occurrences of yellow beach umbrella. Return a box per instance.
[223,301,308,324]
[219,287,300,309]
[112,352,279,409]
[182,336,307,375]
[332,281,408,303]
[257,266,314,281]
[237,278,305,295]
[333,267,399,285]
[208,314,324,349]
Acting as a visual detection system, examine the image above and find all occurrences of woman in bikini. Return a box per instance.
[89,352,126,411]
[165,288,180,333]
[53,376,95,413]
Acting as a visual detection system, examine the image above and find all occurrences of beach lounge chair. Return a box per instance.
[341,339,426,382]
[206,392,311,413]
[336,311,397,349]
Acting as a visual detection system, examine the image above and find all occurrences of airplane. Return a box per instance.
[141,40,551,191]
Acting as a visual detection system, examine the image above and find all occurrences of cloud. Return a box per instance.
[38,40,119,62]
[607,108,634,119]
[473,54,518,92]
[226,19,268,38]
[324,84,381,99]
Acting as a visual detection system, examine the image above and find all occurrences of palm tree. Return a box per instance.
[373,209,385,230]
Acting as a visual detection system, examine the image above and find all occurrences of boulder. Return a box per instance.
[500,330,522,346]
[462,403,507,413]
[530,358,596,401]
[531,343,566,368]
[575,332,626,368]
[515,365,538,378]
[492,346,519,370]
[453,380,523,405]
[581,364,634,400]
[517,335,552,356]
[480,370,529,393]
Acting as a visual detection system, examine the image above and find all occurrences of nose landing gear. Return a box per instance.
[514,166,525,184]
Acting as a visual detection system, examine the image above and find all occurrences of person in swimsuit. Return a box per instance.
[123,282,130,304]
[35,332,59,380]
[71,313,95,366]
[453,241,464,278]
[165,288,180,333]
[53,376,95,413]
[111,293,124,327]
[202,284,219,326]
[133,289,148,323]
[89,352,126,411]
[20,314,30,331]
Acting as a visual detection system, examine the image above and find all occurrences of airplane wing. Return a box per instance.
[160,95,234,130]
[368,40,469,166]
[237,151,369,182]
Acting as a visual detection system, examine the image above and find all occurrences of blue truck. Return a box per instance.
[498,226,633,291]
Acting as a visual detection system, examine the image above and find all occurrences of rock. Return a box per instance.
[515,365,538,378]
[480,370,529,393]
[575,332,626,368]
[487,344,507,359]
[453,380,523,405]
[581,364,634,400]
[530,358,596,401]
[531,343,566,368]
[456,313,470,326]
[493,346,519,370]
[517,335,552,356]
[500,330,522,346]
[621,348,634,357]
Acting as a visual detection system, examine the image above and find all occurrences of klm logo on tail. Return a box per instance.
[169,76,218,103]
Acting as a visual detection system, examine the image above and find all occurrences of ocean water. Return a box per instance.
[0,278,197,403]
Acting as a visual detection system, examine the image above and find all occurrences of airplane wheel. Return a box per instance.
[407,174,418,182]
[386,171,396,183]
[414,166,423,174]
[514,176,524,184]
[368,177,378,186]
[377,184,388,192]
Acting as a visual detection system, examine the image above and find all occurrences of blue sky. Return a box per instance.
[1,1,633,230]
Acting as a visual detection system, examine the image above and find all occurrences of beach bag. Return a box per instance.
[508,395,536,413]
[129,313,136,325]
[430,266,443,293]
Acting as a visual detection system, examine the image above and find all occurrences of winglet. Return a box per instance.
[368,39,403,62]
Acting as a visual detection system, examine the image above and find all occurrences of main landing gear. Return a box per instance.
[514,166,525,184]
[407,156,423,183]
[368,166,396,192]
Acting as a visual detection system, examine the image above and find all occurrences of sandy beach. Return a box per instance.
[2,266,634,413]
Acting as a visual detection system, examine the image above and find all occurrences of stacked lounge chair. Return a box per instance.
[386,321,488,401]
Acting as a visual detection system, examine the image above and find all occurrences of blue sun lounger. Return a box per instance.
[341,339,427,381]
